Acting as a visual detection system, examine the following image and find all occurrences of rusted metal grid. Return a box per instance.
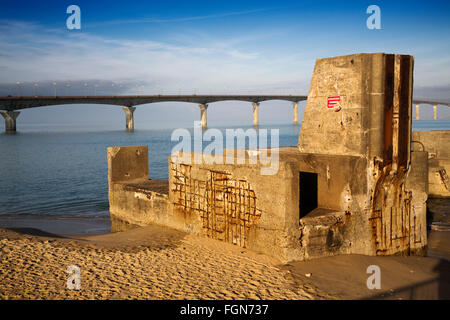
[170,162,262,247]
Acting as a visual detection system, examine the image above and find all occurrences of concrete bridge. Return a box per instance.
[0,95,448,132]
[0,94,307,132]
[413,99,450,121]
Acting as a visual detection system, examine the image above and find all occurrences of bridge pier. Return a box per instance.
[0,111,20,133]
[293,101,299,125]
[123,106,136,131]
[199,103,208,129]
[415,104,420,120]
[433,104,437,120]
[252,102,259,126]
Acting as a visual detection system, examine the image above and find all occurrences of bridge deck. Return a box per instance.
[0,95,308,111]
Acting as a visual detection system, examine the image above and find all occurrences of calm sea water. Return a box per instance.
[0,119,448,234]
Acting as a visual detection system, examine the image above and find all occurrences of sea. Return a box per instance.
[0,119,449,235]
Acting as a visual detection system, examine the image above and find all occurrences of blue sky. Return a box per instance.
[0,0,449,127]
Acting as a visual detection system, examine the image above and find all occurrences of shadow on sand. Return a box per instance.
[363,258,450,299]
[281,253,450,300]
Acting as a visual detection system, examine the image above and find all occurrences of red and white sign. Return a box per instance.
[327,96,341,109]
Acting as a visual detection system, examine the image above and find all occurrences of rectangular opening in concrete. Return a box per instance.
[299,172,318,219]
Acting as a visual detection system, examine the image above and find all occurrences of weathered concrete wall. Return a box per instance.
[107,146,170,231]
[299,53,383,158]
[167,149,370,261]
[109,180,169,231]
[107,146,303,262]
[406,151,428,254]
[168,152,302,262]
[295,153,370,259]
[107,145,148,183]
[276,149,368,259]
[297,53,425,258]
[412,131,450,197]
[299,53,414,166]
[111,147,359,262]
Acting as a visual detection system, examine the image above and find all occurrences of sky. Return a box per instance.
[0,0,449,128]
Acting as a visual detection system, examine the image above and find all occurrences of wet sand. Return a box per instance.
[1,223,449,300]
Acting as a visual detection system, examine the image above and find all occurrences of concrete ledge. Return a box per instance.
[300,209,352,260]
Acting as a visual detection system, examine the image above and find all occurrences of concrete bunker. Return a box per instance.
[107,53,442,262]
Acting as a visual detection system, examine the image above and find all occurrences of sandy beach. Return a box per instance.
[1,222,448,300]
